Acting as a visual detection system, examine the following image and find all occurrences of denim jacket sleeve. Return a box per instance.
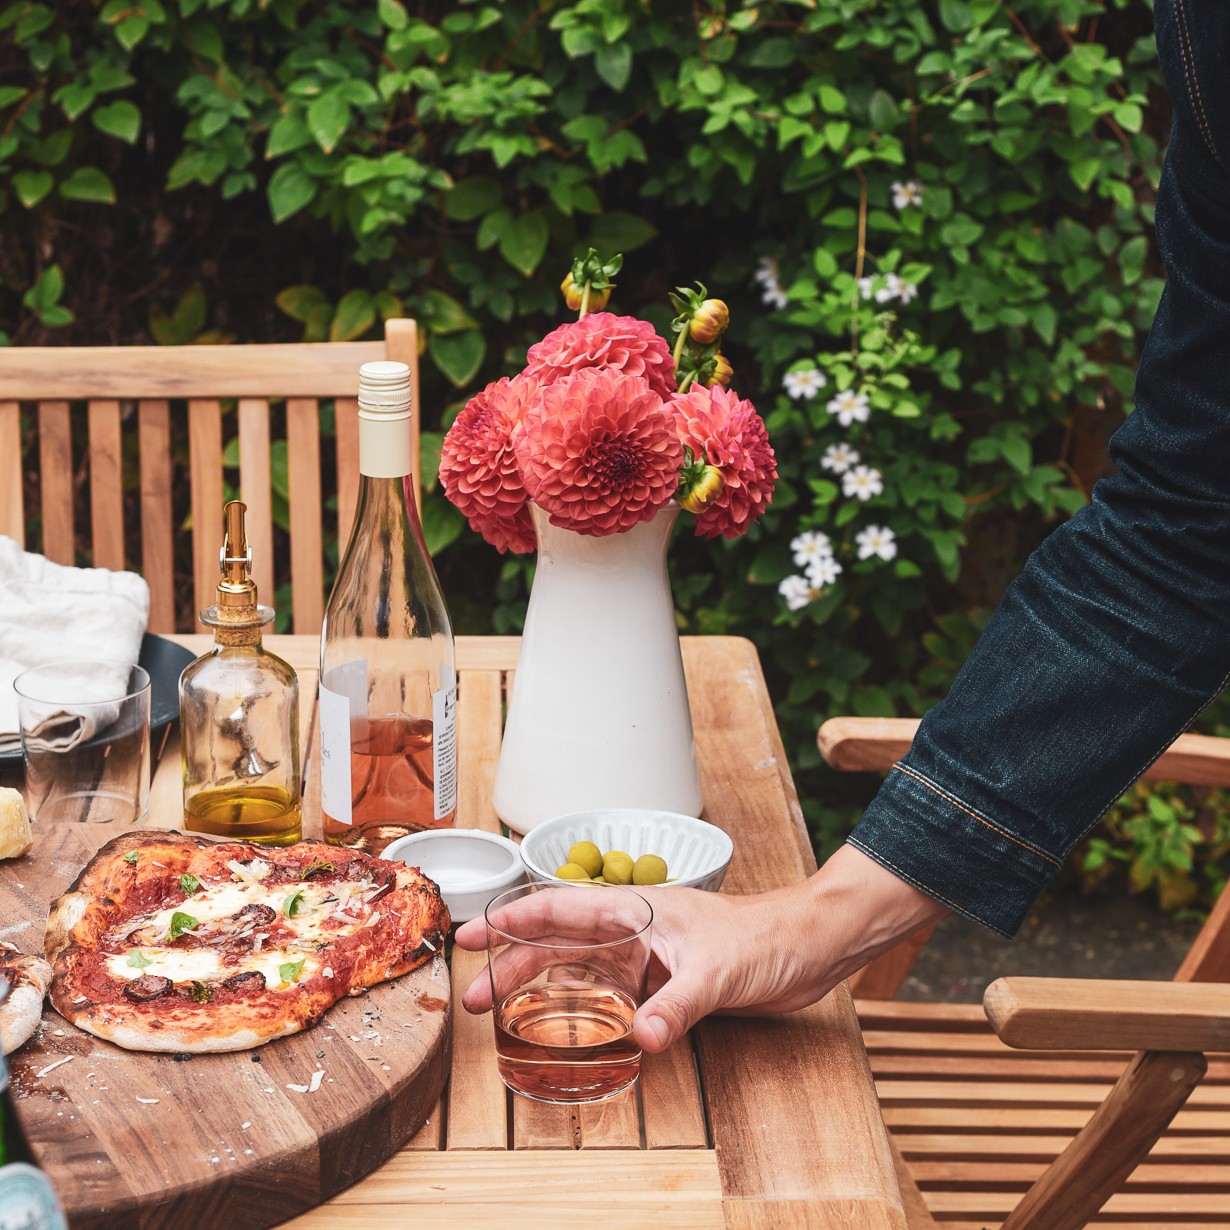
[847,0,1230,938]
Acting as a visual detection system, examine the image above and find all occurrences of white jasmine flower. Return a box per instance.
[892,180,924,209]
[855,524,898,561]
[826,389,871,427]
[898,281,918,304]
[857,276,875,301]
[791,530,833,568]
[806,555,843,587]
[754,256,780,286]
[761,284,789,310]
[875,273,903,304]
[778,575,816,611]
[842,465,884,501]
[783,368,827,400]
[821,443,861,474]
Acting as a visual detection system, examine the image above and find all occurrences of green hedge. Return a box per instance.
[4,0,1225,903]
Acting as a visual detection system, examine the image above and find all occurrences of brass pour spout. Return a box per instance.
[217,500,257,608]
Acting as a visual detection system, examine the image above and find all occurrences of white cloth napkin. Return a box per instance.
[0,537,151,754]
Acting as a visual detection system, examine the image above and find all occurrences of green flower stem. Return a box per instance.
[578,279,591,319]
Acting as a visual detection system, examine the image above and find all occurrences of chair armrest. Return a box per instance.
[984,976,1230,1052]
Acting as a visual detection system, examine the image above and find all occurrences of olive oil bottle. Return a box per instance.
[180,501,302,845]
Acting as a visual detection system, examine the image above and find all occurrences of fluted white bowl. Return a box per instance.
[381,829,526,924]
[519,808,733,893]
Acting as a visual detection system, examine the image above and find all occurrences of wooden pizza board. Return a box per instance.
[0,822,451,1230]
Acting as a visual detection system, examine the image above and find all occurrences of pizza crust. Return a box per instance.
[46,830,449,1053]
[0,943,52,1055]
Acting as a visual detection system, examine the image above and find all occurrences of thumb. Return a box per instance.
[634,969,718,1054]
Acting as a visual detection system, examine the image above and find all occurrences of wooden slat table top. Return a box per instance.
[17,634,907,1230]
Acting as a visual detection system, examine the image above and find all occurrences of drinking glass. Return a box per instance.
[15,660,151,824]
[483,881,653,1104]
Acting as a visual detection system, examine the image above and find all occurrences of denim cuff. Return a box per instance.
[847,762,1064,939]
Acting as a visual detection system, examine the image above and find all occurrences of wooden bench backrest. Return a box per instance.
[0,321,418,634]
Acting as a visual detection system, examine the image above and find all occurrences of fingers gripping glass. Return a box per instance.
[483,882,653,1104]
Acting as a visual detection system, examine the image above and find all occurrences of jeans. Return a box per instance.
[848,0,1230,938]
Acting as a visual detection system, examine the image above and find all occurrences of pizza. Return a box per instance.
[45,830,449,1053]
[0,942,52,1055]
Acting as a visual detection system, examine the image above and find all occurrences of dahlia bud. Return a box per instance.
[703,353,733,388]
[688,298,729,344]
[679,464,726,514]
[561,271,611,314]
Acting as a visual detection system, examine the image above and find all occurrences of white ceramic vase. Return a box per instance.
[492,503,703,834]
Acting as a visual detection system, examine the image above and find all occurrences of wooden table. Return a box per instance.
[41,634,909,1230]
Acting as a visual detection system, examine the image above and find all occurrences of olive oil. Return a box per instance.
[183,784,302,847]
[180,502,302,846]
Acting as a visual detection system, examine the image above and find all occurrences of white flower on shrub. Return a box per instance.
[875,273,903,304]
[855,524,898,561]
[826,389,871,427]
[783,368,827,400]
[806,555,843,587]
[857,276,874,300]
[755,257,789,309]
[778,575,816,611]
[892,180,924,209]
[821,443,860,474]
[898,281,918,304]
[754,256,780,286]
[842,465,883,501]
[791,530,833,568]
[762,284,788,310]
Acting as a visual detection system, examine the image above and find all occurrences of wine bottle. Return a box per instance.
[320,361,457,854]
[180,500,302,845]
[0,1046,67,1229]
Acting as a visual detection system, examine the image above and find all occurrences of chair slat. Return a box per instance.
[87,399,124,570]
[138,400,175,633]
[286,397,323,633]
[334,396,360,553]
[0,401,24,543]
[237,398,275,609]
[37,401,74,563]
[188,399,224,627]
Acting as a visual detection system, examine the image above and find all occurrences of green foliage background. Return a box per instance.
[3,0,1227,906]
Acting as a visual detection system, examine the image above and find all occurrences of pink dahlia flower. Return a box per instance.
[439,375,539,554]
[515,367,683,536]
[670,385,777,539]
[524,312,677,400]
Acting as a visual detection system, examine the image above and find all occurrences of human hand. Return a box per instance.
[454,843,947,1053]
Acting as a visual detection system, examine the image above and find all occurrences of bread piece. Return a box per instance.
[0,788,32,860]
[0,943,51,1054]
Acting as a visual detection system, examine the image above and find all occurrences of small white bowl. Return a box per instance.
[519,809,733,893]
[381,829,526,924]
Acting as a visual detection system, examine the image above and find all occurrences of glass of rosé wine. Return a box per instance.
[483,881,653,1104]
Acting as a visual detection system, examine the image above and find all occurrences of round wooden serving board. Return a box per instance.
[0,822,450,1230]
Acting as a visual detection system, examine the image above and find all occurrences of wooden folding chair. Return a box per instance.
[0,321,419,633]
[820,717,1230,1229]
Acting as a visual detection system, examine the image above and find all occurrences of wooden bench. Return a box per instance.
[820,716,1230,1229]
[0,321,418,633]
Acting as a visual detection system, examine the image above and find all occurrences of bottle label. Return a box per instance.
[320,661,368,825]
[0,1162,67,1230]
[432,668,457,821]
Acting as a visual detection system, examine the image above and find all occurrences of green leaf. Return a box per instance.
[23,264,63,311]
[1031,301,1058,345]
[150,283,207,345]
[443,177,502,222]
[92,100,140,144]
[1068,157,1100,193]
[179,873,201,895]
[587,211,657,254]
[13,170,53,208]
[300,860,335,880]
[422,494,465,555]
[283,888,305,917]
[894,559,923,579]
[868,89,898,132]
[377,0,409,29]
[329,289,376,342]
[276,284,329,323]
[498,210,549,276]
[594,42,632,92]
[279,958,306,984]
[115,15,150,51]
[126,950,152,969]
[308,92,350,153]
[266,113,311,159]
[59,167,116,204]
[818,85,846,115]
[430,330,486,387]
[419,288,478,335]
[169,911,199,938]
[124,850,139,865]
[267,162,315,223]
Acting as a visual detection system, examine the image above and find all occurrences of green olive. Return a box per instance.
[567,841,604,879]
[602,853,634,885]
[632,854,669,885]
[555,862,591,880]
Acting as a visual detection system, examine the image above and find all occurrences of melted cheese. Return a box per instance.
[105,947,318,989]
